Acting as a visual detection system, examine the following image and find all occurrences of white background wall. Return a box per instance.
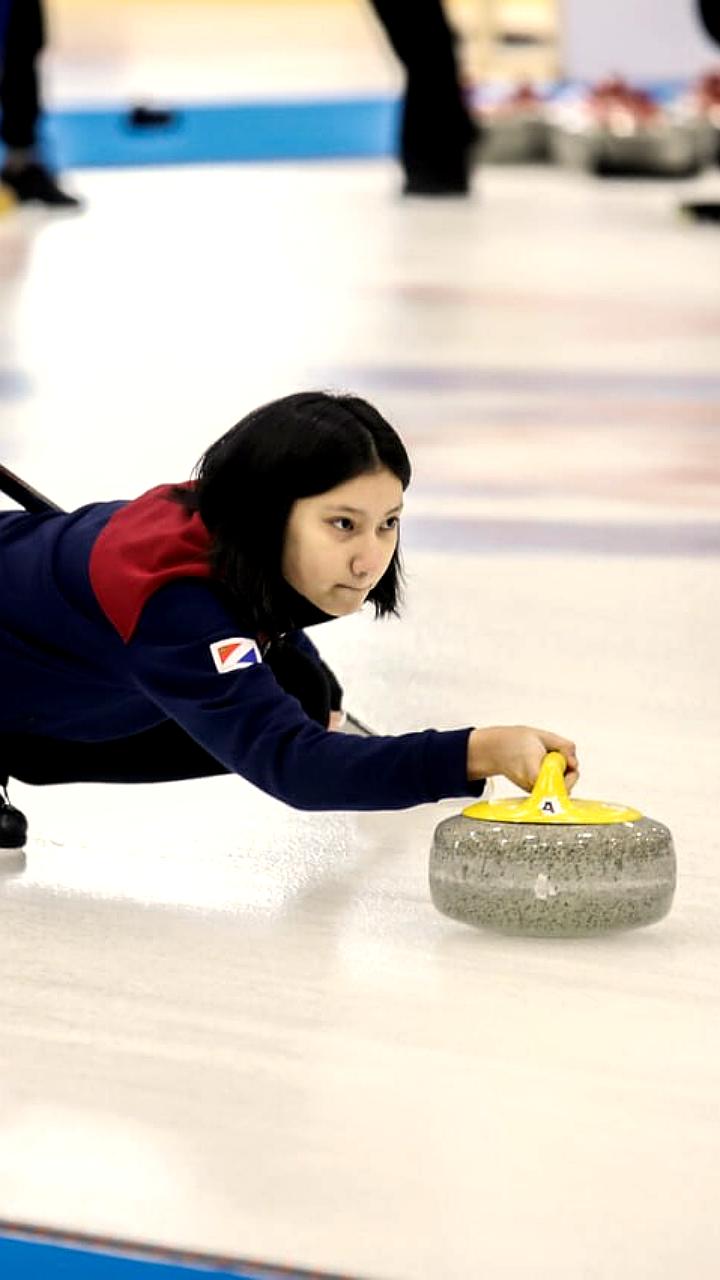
[559,0,719,79]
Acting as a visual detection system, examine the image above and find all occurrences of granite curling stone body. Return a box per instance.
[429,753,676,937]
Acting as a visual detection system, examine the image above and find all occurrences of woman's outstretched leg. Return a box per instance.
[0,721,229,850]
[0,642,336,845]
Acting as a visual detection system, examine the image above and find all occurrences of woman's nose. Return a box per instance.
[349,556,371,580]
[350,536,382,580]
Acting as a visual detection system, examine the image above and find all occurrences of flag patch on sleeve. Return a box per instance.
[209,637,262,673]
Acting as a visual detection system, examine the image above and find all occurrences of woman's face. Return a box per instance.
[281,467,404,616]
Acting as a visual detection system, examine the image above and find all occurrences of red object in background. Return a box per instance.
[487,81,544,118]
[586,76,662,124]
[692,68,720,123]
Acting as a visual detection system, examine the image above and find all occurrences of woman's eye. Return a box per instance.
[329,516,399,533]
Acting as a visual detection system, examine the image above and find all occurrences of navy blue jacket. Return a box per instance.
[0,485,482,811]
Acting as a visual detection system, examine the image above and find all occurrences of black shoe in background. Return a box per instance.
[1,162,82,209]
[402,118,480,198]
[403,171,470,196]
[0,789,28,850]
[680,201,720,223]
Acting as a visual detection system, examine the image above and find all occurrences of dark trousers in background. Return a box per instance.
[1,0,477,181]
[0,0,44,150]
[367,0,478,189]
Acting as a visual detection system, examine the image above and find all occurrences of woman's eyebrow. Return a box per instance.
[324,503,404,515]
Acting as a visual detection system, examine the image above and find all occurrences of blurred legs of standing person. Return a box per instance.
[368,0,480,195]
[0,0,81,208]
[680,0,720,222]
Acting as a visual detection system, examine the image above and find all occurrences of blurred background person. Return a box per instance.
[367,0,480,195]
[681,0,720,219]
[700,0,720,42]
[0,0,81,207]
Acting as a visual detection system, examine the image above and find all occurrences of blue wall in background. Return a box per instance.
[44,98,399,169]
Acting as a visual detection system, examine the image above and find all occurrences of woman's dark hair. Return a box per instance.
[172,391,411,633]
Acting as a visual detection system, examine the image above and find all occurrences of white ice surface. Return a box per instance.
[1,126,720,1280]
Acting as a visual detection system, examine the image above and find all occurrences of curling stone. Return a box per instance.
[430,753,676,938]
[479,84,550,164]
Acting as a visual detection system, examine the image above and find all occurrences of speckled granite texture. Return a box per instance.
[430,815,676,938]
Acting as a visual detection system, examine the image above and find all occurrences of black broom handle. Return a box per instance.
[0,462,61,514]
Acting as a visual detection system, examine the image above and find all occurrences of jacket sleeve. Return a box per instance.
[123,580,484,812]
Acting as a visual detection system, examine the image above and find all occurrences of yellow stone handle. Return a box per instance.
[462,749,642,825]
[529,750,570,808]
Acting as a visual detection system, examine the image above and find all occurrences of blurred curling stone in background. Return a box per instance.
[548,76,711,177]
[473,82,550,164]
[429,753,676,939]
[670,68,720,165]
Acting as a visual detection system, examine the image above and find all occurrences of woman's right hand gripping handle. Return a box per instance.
[467,725,579,794]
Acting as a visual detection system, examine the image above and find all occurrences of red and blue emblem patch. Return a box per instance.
[210,637,262,673]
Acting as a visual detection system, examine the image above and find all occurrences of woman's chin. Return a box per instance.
[327,587,367,616]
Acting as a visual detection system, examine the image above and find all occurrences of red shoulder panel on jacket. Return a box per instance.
[89,484,213,642]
